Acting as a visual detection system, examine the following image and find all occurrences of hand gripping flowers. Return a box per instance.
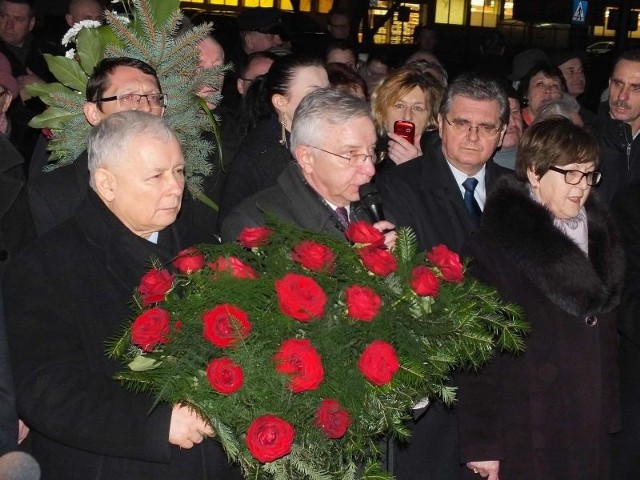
[111,220,527,479]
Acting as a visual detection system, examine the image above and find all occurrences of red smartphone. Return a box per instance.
[393,120,415,144]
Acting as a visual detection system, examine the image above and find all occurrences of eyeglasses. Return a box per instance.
[548,166,602,186]
[443,117,503,138]
[97,93,168,110]
[310,145,382,165]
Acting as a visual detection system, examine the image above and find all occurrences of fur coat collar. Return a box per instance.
[480,176,625,317]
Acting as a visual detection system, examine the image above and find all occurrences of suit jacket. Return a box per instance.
[3,190,241,480]
[375,135,510,480]
[376,135,511,253]
[221,162,372,242]
[458,177,623,479]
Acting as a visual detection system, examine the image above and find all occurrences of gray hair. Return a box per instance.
[535,93,581,123]
[88,111,178,189]
[290,87,372,152]
[440,73,510,126]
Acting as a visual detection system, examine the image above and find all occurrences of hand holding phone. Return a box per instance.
[393,120,415,145]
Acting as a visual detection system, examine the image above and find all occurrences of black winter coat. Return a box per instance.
[3,191,241,480]
[597,111,640,202]
[218,116,293,224]
[457,177,624,480]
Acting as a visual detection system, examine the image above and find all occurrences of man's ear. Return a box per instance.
[83,102,103,126]
[295,145,314,173]
[497,127,506,148]
[437,113,444,137]
[93,168,117,202]
[64,13,74,27]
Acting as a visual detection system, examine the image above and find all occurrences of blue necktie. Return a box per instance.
[462,177,482,225]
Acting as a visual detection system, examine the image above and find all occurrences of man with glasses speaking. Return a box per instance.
[29,57,168,236]
[375,73,512,480]
[221,87,396,249]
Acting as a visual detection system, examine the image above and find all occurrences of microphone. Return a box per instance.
[0,451,41,480]
[358,183,385,223]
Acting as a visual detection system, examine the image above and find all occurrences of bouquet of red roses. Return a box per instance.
[109,221,526,479]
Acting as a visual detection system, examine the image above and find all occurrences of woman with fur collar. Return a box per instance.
[456,118,625,480]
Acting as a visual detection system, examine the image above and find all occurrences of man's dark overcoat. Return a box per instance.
[457,177,624,480]
[610,181,640,478]
[375,134,510,479]
[376,135,511,253]
[221,162,372,242]
[2,190,241,480]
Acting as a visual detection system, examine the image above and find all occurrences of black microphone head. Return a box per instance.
[358,183,381,206]
[0,451,41,480]
[358,183,384,222]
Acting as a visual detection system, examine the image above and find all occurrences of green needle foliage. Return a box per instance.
[108,221,528,479]
[27,0,229,193]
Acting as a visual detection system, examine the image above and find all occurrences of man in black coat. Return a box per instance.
[376,73,511,479]
[28,57,168,236]
[611,181,640,478]
[222,87,396,247]
[598,47,640,202]
[3,111,241,480]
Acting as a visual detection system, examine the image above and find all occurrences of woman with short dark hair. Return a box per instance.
[456,117,624,480]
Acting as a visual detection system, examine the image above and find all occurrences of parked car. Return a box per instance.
[586,41,614,55]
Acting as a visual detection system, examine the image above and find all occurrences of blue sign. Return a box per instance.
[572,0,587,24]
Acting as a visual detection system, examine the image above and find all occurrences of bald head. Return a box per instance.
[66,0,103,27]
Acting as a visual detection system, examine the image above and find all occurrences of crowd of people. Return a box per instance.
[0,0,639,479]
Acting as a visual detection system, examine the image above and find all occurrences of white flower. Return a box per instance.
[61,20,102,46]
[65,48,76,59]
[111,12,131,24]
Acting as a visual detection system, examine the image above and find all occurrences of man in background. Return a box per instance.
[65,0,103,26]
[377,73,511,480]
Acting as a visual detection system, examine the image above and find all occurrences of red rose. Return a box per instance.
[410,265,440,297]
[426,245,464,283]
[238,226,273,248]
[344,285,382,322]
[358,340,400,386]
[345,221,384,246]
[313,398,352,439]
[273,339,324,392]
[206,357,244,394]
[208,256,258,279]
[357,246,397,277]
[202,304,252,347]
[172,247,206,274]
[275,273,327,322]
[290,241,336,272]
[246,414,294,463]
[137,268,174,305]
[131,307,170,352]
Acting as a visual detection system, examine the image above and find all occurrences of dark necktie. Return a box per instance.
[335,206,349,228]
[462,177,482,225]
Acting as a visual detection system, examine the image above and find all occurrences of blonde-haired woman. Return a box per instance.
[371,66,443,167]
